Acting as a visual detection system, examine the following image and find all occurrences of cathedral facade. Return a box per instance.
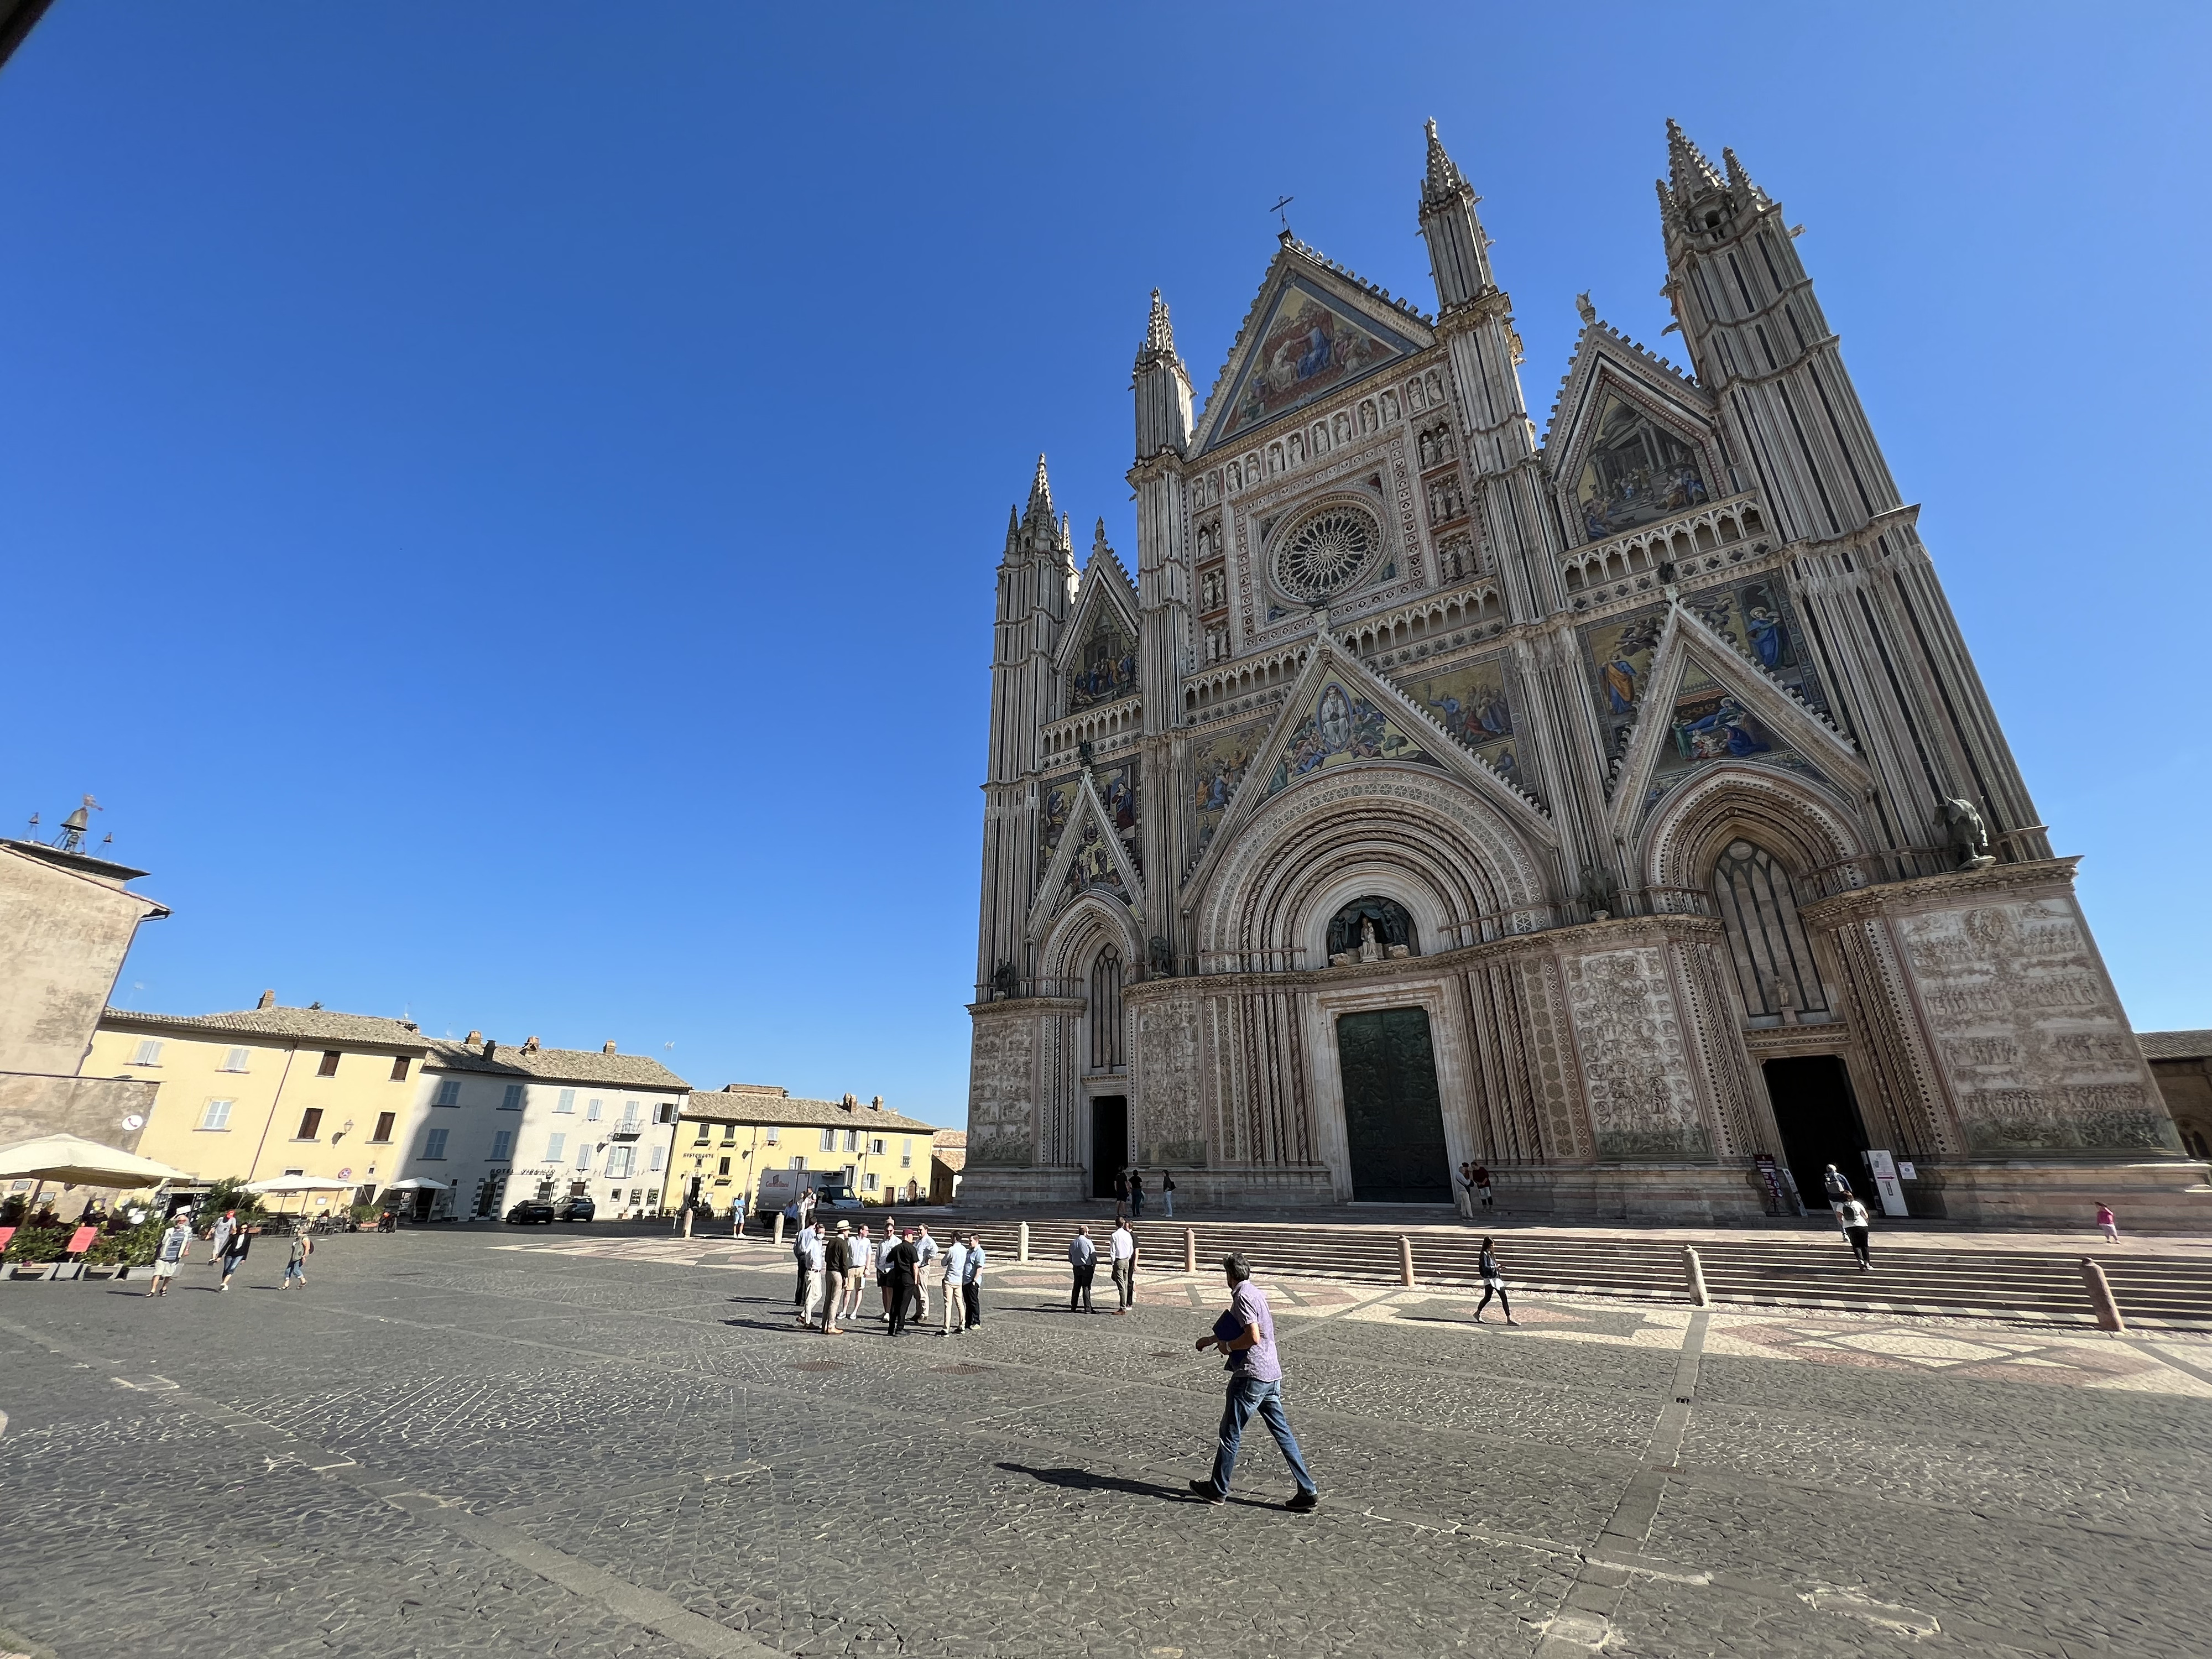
[964,122,2204,1225]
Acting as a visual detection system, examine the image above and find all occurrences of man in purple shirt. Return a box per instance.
[1189,1253,1319,1510]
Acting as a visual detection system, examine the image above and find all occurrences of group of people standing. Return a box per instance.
[1110,1169,1172,1219]
[792,1217,984,1337]
[1065,1220,1140,1313]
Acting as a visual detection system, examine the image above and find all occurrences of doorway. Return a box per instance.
[1762,1055,1870,1208]
[1090,1096,1128,1199]
[1335,1008,1452,1203]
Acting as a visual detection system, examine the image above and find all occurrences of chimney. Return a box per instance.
[258,989,276,1010]
[872,1094,885,1111]
[602,1040,617,1054]
[523,1035,541,1053]
[483,1039,496,1058]
[465,1030,483,1045]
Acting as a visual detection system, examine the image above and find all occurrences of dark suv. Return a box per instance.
[554,1196,596,1223]
[505,1200,556,1225]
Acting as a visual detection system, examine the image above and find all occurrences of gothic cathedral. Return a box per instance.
[964,121,2201,1225]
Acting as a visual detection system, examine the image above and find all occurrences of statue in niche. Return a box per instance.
[1149,935,1173,977]
[1326,895,1416,966]
[989,960,1020,1001]
[1939,797,1996,872]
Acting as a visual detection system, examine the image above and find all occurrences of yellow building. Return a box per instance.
[674,1084,942,1212]
[86,992,432,1211]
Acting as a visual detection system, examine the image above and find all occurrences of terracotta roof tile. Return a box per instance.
[102,1004,430,1050]
[679,1089,941,1135]
[2138,1029,2212,1061]
[425,1039,688,1091]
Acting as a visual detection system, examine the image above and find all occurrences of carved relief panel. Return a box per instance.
[1562,945,1710,1156]
[1898,898,2177,1153]
[966,1012,1039,1167]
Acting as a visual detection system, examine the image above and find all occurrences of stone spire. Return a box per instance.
[1416,117,1497,311]
[1721,146,1765,205]
[1666,118,1724,200]
[1421,116,1468,207]
[1133,289,1177,372]
[1021,453,1057,536]
[1130,290,1194,460]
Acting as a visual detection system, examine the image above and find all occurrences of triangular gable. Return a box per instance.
[1028,770,1144,937]
[1195,246,1432,456]
[1605,604,1867,837]
[1056,558,1140,714]
[1179,640,1552,894]
[1542,326,1719,546]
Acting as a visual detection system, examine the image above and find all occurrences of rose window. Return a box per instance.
[1273,505,1382,602]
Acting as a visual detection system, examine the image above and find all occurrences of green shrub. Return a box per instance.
[84,1213,166,1267]
[2,1225,72,1263]
[193,1177,265,1228]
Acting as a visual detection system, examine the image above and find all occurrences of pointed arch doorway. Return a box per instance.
[1334,1007,1452,1203]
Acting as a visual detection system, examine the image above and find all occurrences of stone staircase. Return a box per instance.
[953,1215,2212,1329]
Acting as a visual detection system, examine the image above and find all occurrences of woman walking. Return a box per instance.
[1162,1172,1176,1218]
[282,1226,312,1290]
[1473,1237,1515,1324]
[1837,1196,1874,1270]
[218,1222,253,1291]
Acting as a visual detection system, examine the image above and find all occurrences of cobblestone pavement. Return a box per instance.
[1,1230,2208,1658]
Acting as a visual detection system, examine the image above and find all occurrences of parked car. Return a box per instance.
[505,1201,556,1225]
[554,1196,596,1223]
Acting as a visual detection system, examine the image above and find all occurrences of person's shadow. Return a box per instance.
[997,1462,1194,1502]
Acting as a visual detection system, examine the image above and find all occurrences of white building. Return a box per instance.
[395,1033,688,1220]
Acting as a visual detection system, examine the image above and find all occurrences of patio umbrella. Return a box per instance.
[0,1133,191,1231]
[381,1177,448,1191]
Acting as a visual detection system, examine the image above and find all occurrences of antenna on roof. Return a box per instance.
[1270,195,1295,232]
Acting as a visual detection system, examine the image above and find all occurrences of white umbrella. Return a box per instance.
[382,1177,448,1191]
[0,1133,190,1188]
[242,1174,356,1194]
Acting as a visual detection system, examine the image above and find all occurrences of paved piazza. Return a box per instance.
[2,1229,2209,1659]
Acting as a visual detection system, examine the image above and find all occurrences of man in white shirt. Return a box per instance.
[1109,1220,1136,1314]
[843,1225,875,1323]
[1068,1225,1098,1313]
[795,1222,827,1328]
[914,1226,938,1322]
[940,1238,968,1334]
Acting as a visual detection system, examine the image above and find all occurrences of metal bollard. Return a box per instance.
[1019,1220,1030,1263]
[1184,1227,1197,1273]
[1399,1235,1416,1286]
[2081,1257,2126,1332]
[682,1208,694,1240]
[1682,1244,1710,1308]
[772,1212,784,1246]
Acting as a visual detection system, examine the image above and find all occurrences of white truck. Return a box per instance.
[754,1169,859,1228]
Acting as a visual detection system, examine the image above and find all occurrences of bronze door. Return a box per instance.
[1335,1008,1452,1202]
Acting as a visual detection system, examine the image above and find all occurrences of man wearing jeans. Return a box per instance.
[1190,1253,1319,1511]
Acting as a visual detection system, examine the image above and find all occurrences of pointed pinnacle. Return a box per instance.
[1005,504,1020,551]
[1421,116,1468,204]
[1720,146,1761,202]
[1134,288,1178,372]
[1665,117,1723,198]
[1092,517,1112,559]
[1025,453,1055,519]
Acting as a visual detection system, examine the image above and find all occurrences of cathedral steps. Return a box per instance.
[957,1217,2212,1330]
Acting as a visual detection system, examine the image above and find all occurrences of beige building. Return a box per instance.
[86,993,432,1208]
[408,1034,688,1221]
[674,1085,942,1211]
[0,823,166,1151]
[2143,1032,2212,1162]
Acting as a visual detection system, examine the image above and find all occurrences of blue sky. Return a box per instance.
[4,3,2205,1119]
